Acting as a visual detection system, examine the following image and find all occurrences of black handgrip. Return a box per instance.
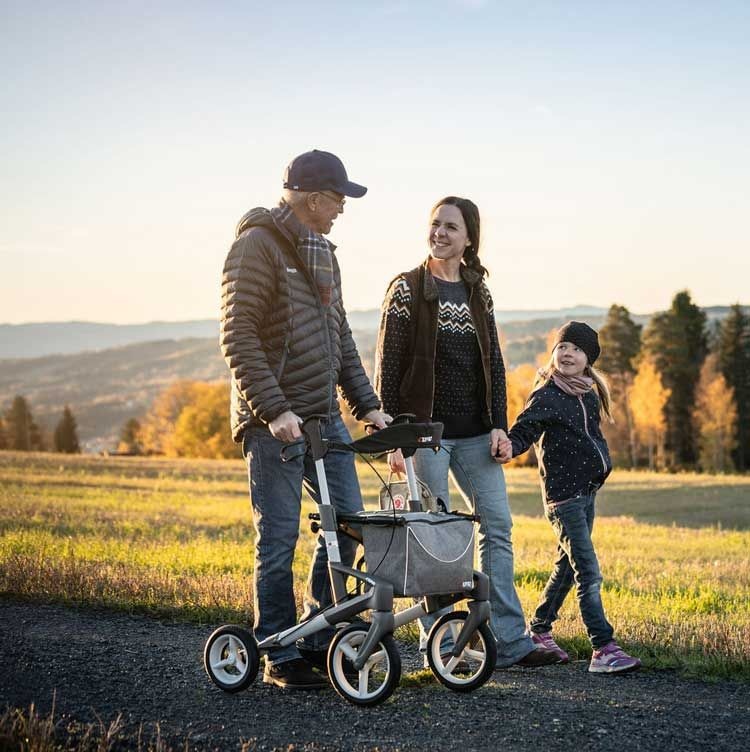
[392,413,417,425]
[301,416,328,461]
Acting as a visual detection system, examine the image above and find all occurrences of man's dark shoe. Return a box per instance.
[514,646,561,667]
[262,658,328,689]
[299,646,359,683]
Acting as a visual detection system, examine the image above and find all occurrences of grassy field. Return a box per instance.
[1,451,749,680]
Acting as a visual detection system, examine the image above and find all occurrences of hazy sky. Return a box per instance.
[2,0,748,324]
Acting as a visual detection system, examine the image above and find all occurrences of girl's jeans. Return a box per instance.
[529,492,614,649]
[415,433,534,667]
[243,415,362,667]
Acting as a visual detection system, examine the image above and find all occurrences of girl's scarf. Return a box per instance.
[271,200,334,306]
[550,368,594,397]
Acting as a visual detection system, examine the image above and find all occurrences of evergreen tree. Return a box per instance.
[598,304,642,376]
[29,420,46,451]
[642,291,707,467]
[716,304,750,471]
[598,305,642,467]
[53,406,80,454]
[5,395,32,451]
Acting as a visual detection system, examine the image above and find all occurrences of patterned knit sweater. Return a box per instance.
[377,273,508,438]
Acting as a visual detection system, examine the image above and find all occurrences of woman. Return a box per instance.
[374,196,558,668]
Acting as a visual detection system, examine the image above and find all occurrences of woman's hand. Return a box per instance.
[388,448,406,476]
[491,428,513,463]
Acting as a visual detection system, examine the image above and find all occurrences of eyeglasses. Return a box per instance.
[317,191,346,210]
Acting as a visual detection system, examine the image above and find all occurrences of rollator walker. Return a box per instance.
[204,415,497,706]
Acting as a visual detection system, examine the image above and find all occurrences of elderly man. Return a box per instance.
[220,150,389,689]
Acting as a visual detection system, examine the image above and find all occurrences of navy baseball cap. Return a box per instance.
[283,150,367,198]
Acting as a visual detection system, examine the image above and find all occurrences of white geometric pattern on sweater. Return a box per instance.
[386,278,412,319]
[437,300,476,335]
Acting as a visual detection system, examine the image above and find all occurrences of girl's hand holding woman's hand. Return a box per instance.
[491,428,513,463]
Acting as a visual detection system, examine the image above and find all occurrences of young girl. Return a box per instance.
[503,321,641,674]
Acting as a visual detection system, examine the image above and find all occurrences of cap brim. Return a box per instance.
[340,181,367,198]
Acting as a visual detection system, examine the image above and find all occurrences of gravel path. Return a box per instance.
[1,599,748,752]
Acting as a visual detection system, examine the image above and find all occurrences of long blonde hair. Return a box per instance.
[532,355,614,423]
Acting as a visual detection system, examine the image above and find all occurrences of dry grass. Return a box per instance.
[0,696,178,752]
[1,451,749,680]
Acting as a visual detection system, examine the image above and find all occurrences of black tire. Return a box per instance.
[426,610,497,692]
[327,624,401,706]
[203,625,259,693]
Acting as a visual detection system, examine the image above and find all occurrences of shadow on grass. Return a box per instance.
[504,484,750,530]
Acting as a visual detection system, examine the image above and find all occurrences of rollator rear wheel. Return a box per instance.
[327,624,401,706]
[204,625,259,693]
[426,610,497,692]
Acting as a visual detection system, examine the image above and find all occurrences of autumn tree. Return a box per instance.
[0,418,7,450]
[505,363,539,467]
[629,356,671,471]
[140,380,240,459]
[716,304,750,471]
[171,382,240,459]
[139,381,208,455]
[53,406,81,454]
[642,291,707,467]
[598,305,642,467]
[117,418,143,455]
[693,354,738,473]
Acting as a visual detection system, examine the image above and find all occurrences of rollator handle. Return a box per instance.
[301,415,328,461]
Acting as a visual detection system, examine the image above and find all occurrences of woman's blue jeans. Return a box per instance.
[243,415,363,666]
[415,433,534,667]
[529,492,614,649]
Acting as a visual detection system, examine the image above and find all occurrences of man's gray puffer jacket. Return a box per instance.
[220,207,380,442]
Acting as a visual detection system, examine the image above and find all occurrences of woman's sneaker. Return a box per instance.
[589,642,641,674]
[531,631,570,663]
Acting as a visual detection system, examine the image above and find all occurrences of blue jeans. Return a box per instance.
[243,415,363,666]
[415,433,534,667]
[529,492,614,649]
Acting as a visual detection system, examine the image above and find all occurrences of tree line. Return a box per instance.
[5,290,746,472]
[0,397,80,454]
[506,292,748,473]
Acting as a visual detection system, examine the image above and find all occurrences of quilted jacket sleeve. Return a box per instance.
[220,229,291,423]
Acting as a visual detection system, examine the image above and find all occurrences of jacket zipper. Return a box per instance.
[577,395,608,474]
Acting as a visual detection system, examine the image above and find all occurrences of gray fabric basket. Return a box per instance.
[360,511,475,597]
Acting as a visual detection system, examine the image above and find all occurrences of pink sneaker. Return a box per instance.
[531,631,569,664]
[589,642,641,674]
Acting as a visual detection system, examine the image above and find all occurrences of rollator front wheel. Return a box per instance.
[426,610,497,692]
[327,624,401,706]
[204,625,259,693]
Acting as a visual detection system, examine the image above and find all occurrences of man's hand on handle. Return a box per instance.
[269,410,303,443]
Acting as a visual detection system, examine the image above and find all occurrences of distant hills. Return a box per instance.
[0,307,614,359]
[0,305,742,451]
[0,320,220,359]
